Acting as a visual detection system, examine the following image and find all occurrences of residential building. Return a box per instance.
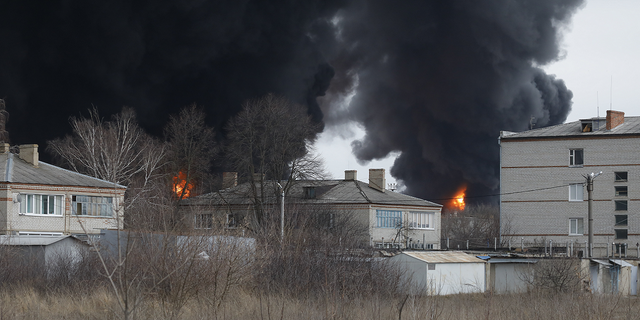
[499,110,639,256]
[0,144,125,236]
[182,169,443,249]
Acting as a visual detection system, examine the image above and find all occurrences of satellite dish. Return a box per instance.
[16,194,22,203]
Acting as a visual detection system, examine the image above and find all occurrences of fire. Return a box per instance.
[451,186,466,211]
[173,171,194,198]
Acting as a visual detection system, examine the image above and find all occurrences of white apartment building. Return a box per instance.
[500,110,638,256]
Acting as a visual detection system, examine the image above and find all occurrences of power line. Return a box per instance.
[431,184,569,202]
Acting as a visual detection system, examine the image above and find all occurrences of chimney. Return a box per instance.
[253,173,265,182]
[0,143,9,154]
[19,144,38,167]
[222,172,238,189]
[345,170,357,181]
[369,168,386,192]
[606,110,625,130]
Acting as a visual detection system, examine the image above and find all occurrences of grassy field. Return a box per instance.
[1,286,639,320]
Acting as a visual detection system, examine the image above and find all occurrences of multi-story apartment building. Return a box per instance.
[500,110,638,256]
[0,144,126,236]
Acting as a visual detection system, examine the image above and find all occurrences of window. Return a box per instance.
[615,200,628,211]
[615,229,628,240]
[195,213,213,229]
[569,183,584,201]
[72,195,113,217]
[409,211,434,229]
[317,212,335,229]
[19,194,64,215]
[376,210,402,228]
[615,172,628,182]
[615,186,628,197]
[569,149,584,167]
[227,213,243,228]
[427,264,435,270]
[615,215,628,226]
[303,187,316,199]
[569,218,584,235]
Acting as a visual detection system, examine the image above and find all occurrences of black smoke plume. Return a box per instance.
[0,0,583,202]
[320,0,583,203]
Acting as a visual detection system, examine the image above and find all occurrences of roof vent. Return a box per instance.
[580,118,606,132]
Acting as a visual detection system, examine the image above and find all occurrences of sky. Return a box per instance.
[315,0,640,192]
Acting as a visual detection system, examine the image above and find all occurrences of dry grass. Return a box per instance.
[1,286,640,320]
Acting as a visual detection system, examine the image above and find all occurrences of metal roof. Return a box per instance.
[185,179,441,208]
[0,153,124,189]
[0,235,82,246]
[500,116,640,140]
[610,259,634,267]
[403,251,484,264]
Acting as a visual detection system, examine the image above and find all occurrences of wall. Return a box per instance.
[5,183,125,235]
[500,136,640,251]
[369,204,441,249]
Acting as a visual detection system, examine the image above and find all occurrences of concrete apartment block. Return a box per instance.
[500,112,640,256]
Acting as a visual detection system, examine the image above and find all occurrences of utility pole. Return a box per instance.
[585,171,602,257]
[277,183,285,243]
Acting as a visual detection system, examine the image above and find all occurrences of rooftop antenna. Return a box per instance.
[529,116,536,130]
[597,91,599,118]
[610,75,613,111]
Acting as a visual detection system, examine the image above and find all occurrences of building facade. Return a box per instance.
[500,110,639,255]
[183,169,443,249]
[0,144,126,235]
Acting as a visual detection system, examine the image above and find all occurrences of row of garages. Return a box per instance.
[392,251,639,295]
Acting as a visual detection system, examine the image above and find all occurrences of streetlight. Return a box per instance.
[583,171,602,257]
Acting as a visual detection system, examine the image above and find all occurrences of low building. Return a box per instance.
[182,169,443,249]
[391,251,486,295]
[0,144,126,235]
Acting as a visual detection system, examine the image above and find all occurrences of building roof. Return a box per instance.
[0,235,83,246]
[402,251,483,263]
[0,153,124,189]
[500,116,640,140]
[184,179,442,208]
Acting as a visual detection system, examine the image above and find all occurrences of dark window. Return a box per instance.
[569,149,584,166]
[303,187,316,199]
[615,186,628,197]
[615,215,628,226]
[195,213,213,229]
[615,200,628,211]
[615,229,628,240]
[615,172,628,182]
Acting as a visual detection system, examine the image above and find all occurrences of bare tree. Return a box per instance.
[441,204,500,249]
[47,107,166,214]
[225,94,324,229]
[164,104,217,201]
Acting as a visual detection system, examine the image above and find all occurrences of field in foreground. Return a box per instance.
[1,287,639,320]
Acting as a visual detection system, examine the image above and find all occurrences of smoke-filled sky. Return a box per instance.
[0,0,589,203]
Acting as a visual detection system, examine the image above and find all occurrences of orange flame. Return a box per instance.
[451,186,466,211]
[173,171,194,198]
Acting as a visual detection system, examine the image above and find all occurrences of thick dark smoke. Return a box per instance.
[0,0,583,202]
[320,0,583,203]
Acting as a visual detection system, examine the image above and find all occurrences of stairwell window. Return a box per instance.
[72,195,113,217]
[569,183,584,201]
[20,194,64,215]
[615,200,628,211]
[569,149,583,167]
[569,218,584,235]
